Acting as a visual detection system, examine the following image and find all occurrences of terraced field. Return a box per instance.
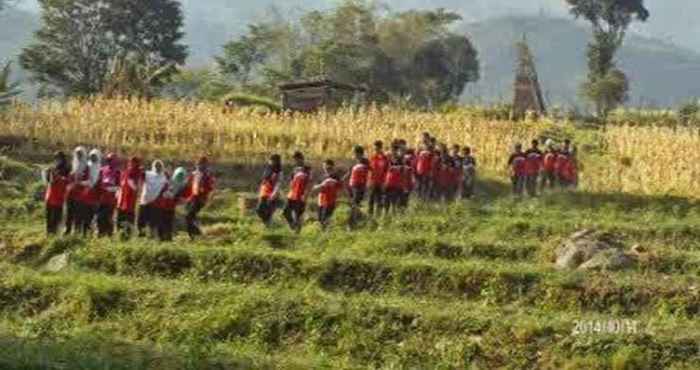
[0,153,699,369]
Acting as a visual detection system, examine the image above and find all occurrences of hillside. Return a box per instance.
[462,15,700,107]
[3,8,700,108]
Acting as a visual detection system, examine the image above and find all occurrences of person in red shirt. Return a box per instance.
[400,150,416,209]
[153,167,188,241]
[344,146,369,228]
[96,153,121,237]
[65,146,88,235]
[507,143,527,196]
[256,154,283,226]
[415,143,434,200]
[540,140,559,191]
[461,146,477,199]
[79,149,102,236]
[284,151,311,233]
[556,145,578,189]
[117,157,144,239]
[368,140,389,217]
[184,157,216,240]
[43,151,71,235]
[313,160,344,229]
[524,140,543,197]
[383,156,405,214]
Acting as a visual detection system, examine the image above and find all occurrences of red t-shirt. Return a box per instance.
[369,153,389,186]
[401,166,415,191]
[416,150,433,176]
[45,172,69,207]
[524,149,544,176]
[436,163,453,187]
[349,163,369,188]
[99,167,121,206]
[67,168,88,201]
[556,154,576,181]
[287,168,311,202]
[318,177,344,208]
[384,164,404,190]
[186,171,215,203]
[80,172,102,207]
[508,153,527,177]
[117,169,143,213]
[404,153,417,171]
[154,183,178,210]
[543,151,557,172]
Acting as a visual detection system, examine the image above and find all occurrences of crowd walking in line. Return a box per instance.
[42,133,577,239]
[254,132,578,233]
[43,149,215,241]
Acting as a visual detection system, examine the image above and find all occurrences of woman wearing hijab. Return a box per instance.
[183,157,215,240]
[43,151,71,235]
[78,149,103,236]
[117,157,144,238]
[65,147,88,235]
[97,153,121,237]
[138,160,167,238]
[154,167,187,241]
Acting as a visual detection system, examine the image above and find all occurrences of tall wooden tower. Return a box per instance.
[513,35,546,119]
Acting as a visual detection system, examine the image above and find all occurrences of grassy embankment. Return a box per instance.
[0,100,699,369]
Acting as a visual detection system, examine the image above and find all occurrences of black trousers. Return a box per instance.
[383,188,403,214]
[157,208,175,242]
[80,204,97,237]
[97,204,115,237]
[256,197,281,225]
[399,191,410,209]
[65,199,81,235]
[137,204,158,237]
[512,176,526,195]
[186,199,205,239]
[283,199,306,232]
[348,187,366,229]
[416,175,432,200]
[117,210,135,238]
[540,171,557,191]
[526,174,539,197]
[368,185,384,216]
[46,205,63,235]
[318,206,336,229]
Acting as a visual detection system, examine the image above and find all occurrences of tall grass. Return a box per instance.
[2,98,700,198]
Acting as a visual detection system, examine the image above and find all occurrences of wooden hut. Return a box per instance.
[279,79,367,112]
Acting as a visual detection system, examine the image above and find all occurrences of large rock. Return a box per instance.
[42,252,71,273]
[555,230,636,271]
[578,249,636,271]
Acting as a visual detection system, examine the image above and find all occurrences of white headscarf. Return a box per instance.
[141,160,168,205]
[87,149,102,187]
[71,146,87,177]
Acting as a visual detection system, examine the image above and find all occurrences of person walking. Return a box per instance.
[96,153,121,237]
[43,151,71,235]
[524,140,543,197]
[184,157,216,240]
[313,160,344,230]
[368,140,389,216]
[345,146,369,228]
[508,144,527,196]
[65,147,88,235]
[138,160,168,238]
[283,152,312,233]
[116,157,144,239]
[256,154,284,226]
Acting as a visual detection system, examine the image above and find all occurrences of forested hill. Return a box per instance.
[462,15,700,107]
[2,6,700,107]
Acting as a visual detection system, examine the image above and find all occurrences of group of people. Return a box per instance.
[507,138,578,197]
[255,132,479,232]
[42,147,215,240]
[40,134,578,238]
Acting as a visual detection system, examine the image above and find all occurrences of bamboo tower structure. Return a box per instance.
[513,35,546,119]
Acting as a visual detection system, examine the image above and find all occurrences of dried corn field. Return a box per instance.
[2,98,699,198]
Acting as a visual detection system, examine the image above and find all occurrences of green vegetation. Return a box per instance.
[0,149,699,368]
[215,1,479,106]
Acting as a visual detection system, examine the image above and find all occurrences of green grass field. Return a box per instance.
[0,151,699,369]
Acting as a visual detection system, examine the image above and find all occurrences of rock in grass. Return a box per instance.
[578,249,636,271]
[43,252,71,273]
[555,230,636,271]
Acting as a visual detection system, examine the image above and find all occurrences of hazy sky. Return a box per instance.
[14,0,700,52]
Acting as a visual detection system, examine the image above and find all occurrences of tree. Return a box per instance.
[216,1,479,107]
[566,0,649,116]
[0,62,22,108]
[20,0,187,97]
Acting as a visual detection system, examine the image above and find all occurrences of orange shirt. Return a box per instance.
[259,169,281,199]
[318,177,344,208]
[288,168,311,201]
